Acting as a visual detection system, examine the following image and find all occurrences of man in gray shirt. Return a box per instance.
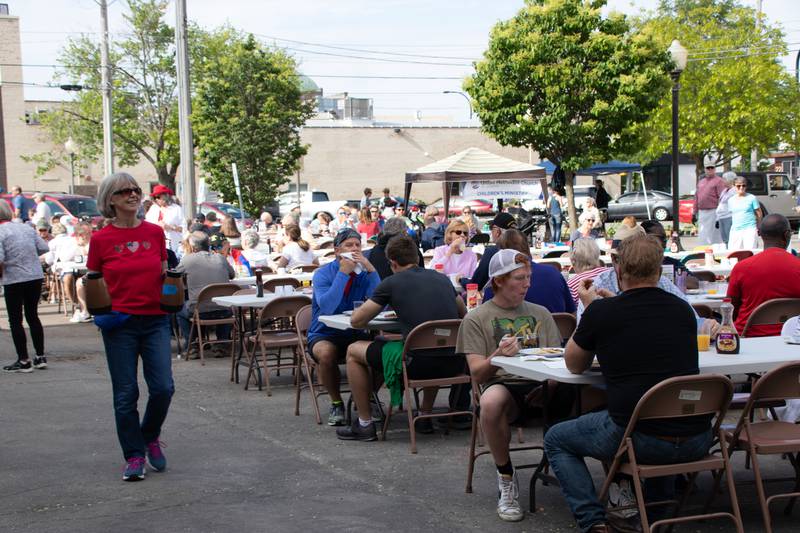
[175,231,235,352]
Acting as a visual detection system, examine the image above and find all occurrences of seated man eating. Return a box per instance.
[307,228,381,426]
[544,233,713,533]
[456,249,562,522]
[337,234,467,441]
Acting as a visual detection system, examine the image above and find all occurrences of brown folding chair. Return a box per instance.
[741,298,800,337]
[691,270,717,282]
[186,283,239,365]
[692,304,715,318]
[723,362,800,533]
[294,304,326,423]
[598,374,742,533]
[262,277,301,293]
[551,312,576,346]
[291,264,318,273]
[379,319,473,454]
[726,250,754,262]
[537,260,563,272]
[543,250,567,258]
[317,240,334,250]
[244,295,311,396]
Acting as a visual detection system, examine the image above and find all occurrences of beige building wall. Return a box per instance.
[298,126,536,203]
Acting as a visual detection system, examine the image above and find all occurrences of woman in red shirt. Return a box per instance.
[356,207,380,239]
[87,172,174,482]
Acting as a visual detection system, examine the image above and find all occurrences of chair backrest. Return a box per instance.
[746,361,800,405]
[317,240,334,249]
[551,312,576,343]
[321,249,336,258]
[691,270,716,282]
[543,250,567,259]
[681,252,705,265]
[402,319,462,356]
[263,277,302,292]
[291,264,318,273]
[234,288,256,296]
[742,298,800,337]
[259,295,312,323]
[726,250,753,261]
[469,233,490,245]
[691,303,714,319]
[196,283,240,304]
[537,261,563,272]
[295,304,312,337]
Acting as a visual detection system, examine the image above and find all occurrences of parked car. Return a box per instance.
[739,172,798,227]
[431,197,494,216]
[1,192,103,226]
[606,190,675,222]
[277,190,352,221]
[199,201,253,229]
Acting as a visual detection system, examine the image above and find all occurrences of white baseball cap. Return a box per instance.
[488,248,528,280]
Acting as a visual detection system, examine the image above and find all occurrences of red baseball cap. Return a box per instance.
[151,184,174,197]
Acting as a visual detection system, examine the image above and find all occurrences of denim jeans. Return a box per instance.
[176,302,232,352]
[543,410,712,532]
[718,217,732,246]
[101,315,175,460]
[549,215,562,242]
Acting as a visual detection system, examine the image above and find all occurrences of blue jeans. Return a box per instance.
[718,217,732,245]
[176,302,232,351]
[549,215,562,242]
[543,410,712,532]
[101,315,175,460]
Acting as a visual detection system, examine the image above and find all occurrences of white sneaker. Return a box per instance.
[69,310,82,323]
[608,479,639,519]
[78,311,93,323]
[496,471,524,522]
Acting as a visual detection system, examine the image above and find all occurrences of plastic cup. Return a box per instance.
[697,318,711,352]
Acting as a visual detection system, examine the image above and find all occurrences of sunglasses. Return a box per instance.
[735,184,746,188]
[452,230,467,236]
[585,219,595,222]
[338,212,347,216]
[113,186,142,197]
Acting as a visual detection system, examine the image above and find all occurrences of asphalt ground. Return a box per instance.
[1,285,799,532]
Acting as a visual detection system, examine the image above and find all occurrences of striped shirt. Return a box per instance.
[567,266,610,305]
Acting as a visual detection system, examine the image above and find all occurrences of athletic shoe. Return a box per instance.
[78,311,93,323]
[607,479,642,533]
[336,419,377,441]
[69,310,82,323]
[3,360,33,373]
[497,471,524,522]
[33,356,48,369]
[122,457,146,481]
[146,439,167,472]
[327,403,346,426]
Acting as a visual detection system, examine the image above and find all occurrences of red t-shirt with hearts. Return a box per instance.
[87,221,167,315]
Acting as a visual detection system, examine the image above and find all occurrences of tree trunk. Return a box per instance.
[157,165,176,190]
[693,153,705,183]
[564,170,578,234]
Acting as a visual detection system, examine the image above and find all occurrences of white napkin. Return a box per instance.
[781,316,800,344]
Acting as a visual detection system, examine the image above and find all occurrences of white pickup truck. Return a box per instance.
[276,190,353,221]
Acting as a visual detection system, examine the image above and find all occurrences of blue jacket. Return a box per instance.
[308,259,381,343]
[484,261,576,314]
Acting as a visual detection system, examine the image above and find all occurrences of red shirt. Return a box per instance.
[726,248,800,337]
[695,175,729,210]
[357,221,381,238]
[87,221,167,315]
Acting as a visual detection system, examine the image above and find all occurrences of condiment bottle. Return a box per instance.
[255,268,264,298]
[84,272,113,315]
[704,247,715,267]
[434,263,445,274]
[466,283,479,310]
[160,270,185,312]
[716,298,740,355]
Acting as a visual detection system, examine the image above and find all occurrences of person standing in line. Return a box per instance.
[727,176,762,250]
[145,185,185,257]
[88,172,174,482]
[548,186,564,242]
[0,201,50,372]
[695,165,728,244]
[715,172,737,245]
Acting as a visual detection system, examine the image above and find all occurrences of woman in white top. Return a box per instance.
[144,185,185,256]
[240,230,269,269]
[276,225,318,270]
[580,197,602,231]
[715,172,736,245]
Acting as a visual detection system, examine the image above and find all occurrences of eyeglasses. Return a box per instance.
[585,219,595,222]
[451,230,467,236]
[112,186,142,197]
[735,184,747,188]
[338,211,347,216]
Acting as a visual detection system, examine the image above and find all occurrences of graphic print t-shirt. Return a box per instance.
[87,221,167,315]
[456,299,561,383]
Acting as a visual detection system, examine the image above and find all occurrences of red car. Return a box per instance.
[431,198,494,216]
[1,192,103,226]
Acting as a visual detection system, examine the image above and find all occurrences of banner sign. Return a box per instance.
[461,179,544,200]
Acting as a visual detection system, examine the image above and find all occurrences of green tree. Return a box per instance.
[25,0,180,187]
[192,33,315,214]
[465,0,672,230]
[634,0,794,175]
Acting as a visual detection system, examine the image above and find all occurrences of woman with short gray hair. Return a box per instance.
[88,172,174,482]
[1,200,50,372]
[566,238,609,305]
[715,171,737,245]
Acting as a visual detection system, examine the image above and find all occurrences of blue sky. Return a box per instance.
[7,0,798,121]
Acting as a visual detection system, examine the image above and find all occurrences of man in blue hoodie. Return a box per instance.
[308,228,381,426]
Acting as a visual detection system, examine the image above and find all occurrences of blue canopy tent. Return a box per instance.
[538,159,641,175]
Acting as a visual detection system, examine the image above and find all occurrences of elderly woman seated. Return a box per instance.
[240,230,270,270]
[566,238,609,305]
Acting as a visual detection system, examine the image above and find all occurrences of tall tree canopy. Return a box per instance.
[634,0,796,174]
[28,0,180,187]
[192,33,315,215]
[465,0,672,230]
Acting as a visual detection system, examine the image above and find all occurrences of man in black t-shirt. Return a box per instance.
[336,235,467,441]
[543,233,713,533]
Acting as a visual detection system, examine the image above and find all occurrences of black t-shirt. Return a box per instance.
[370,266,459,338]
[573,287,709,436]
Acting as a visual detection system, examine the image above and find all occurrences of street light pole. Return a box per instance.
[64,137,78,194]
[443,90,473,119]
[668,39,688,250]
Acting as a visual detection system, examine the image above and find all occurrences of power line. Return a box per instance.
[281,46,472,67]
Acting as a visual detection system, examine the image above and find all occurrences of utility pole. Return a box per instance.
[175,0,196,216]
[751,0,763,172]
[99,0,114,175]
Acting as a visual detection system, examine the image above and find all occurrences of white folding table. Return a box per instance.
[230,272,315,287]
[319,313,403,332]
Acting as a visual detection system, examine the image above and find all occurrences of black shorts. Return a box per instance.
[484,381,576,425]
[308,333,369,363]
[365,339,466,380]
